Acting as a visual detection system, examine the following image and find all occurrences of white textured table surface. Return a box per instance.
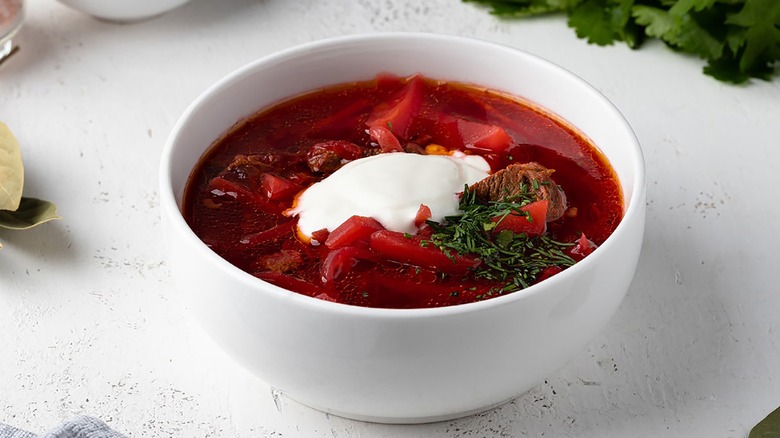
[2,1,779,437]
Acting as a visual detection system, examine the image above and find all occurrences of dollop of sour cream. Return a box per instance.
[286,152,491,239]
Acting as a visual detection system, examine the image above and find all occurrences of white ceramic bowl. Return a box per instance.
[160,33,645,423]
[57,0,192,22]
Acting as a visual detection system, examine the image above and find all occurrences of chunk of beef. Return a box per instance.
[306,140,364,173]
[306,148,342,173]
[225,152,296,178]
[226,154,274,171]
[403,142,427,154]
[469,162,567,222]
[220,154,274,190]
[254,249,304,274]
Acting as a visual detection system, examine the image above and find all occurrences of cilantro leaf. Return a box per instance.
[565,0,643,47]
[703,54,753,83]
[726,0,780,73]
[463,0,573,17]
[668,0,718,16]
[632,5,724,59]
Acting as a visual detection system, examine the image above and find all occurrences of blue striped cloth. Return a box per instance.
[0,417,125,438]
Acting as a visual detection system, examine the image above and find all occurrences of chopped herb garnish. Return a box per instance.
[424,184,575,292]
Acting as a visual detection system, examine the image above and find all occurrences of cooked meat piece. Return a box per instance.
[221,154,273,189]
[469,162,567,222]
[254,249,304,273]
[226,153,288,172]
[307,147,342,173]
[306,140,365,173]
[362,147,382,157]
[403,142,427,154]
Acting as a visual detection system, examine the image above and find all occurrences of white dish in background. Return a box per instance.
[56,0,192,22]
[159,33,646,423]
[0,0,23,62]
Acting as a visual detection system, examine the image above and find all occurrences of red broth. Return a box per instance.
[183,74,623,309]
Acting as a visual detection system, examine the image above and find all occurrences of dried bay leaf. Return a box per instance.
[0,121,24,211]
[0,197,60,230]
[750,406,780,438]
[0,122,60,250]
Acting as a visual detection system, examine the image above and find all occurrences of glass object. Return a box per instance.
[0,0,23,65]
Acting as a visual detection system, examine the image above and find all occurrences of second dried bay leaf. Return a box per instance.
[0,197,60,230]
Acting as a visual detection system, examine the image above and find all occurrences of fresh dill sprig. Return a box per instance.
[424,184,575,292]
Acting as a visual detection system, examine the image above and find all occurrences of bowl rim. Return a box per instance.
[160,32,646,319]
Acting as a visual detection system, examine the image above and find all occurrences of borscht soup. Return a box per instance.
[182,74,623,309]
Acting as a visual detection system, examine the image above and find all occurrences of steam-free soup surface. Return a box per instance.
[183,74,622,308]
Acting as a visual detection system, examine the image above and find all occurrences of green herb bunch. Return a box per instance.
[464,0,780,83]
[425,185,575,293]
